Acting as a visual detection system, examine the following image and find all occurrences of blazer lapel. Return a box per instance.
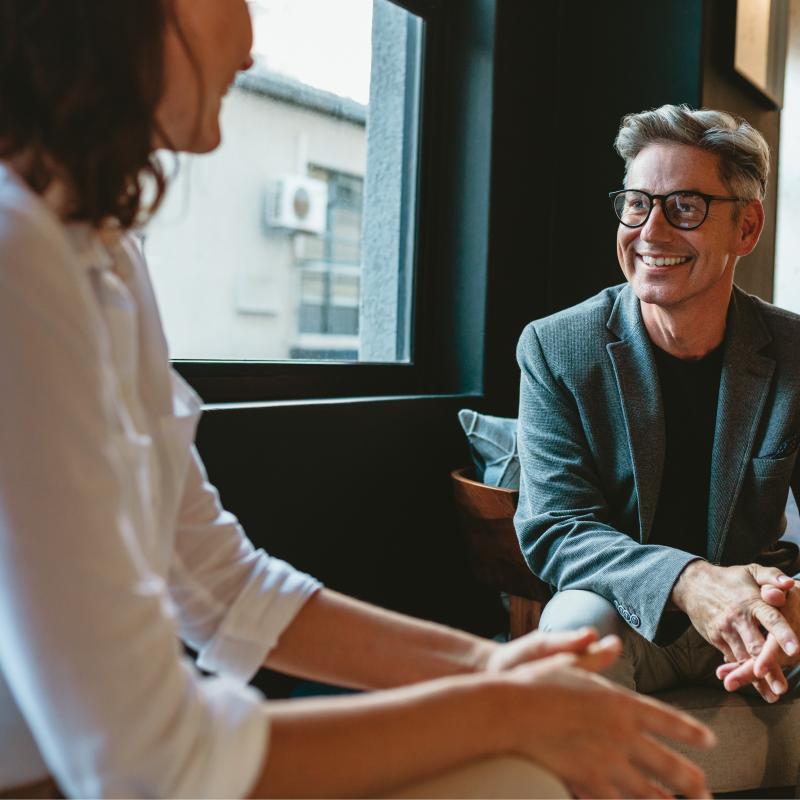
[707,287,775,561]
[606,286,664,543]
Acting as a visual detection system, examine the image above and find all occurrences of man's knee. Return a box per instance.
[539,590,637,690]
[539,589,627,638]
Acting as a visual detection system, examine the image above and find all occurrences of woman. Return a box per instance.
[0,1,715,797]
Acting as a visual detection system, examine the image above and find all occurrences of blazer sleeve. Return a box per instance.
[514,323,698,642]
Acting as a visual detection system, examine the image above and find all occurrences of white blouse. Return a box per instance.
[0,163,321,798]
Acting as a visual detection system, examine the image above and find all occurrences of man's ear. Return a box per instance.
[735,199,765,257]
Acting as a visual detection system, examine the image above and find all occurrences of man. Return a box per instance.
[514,104,800,702]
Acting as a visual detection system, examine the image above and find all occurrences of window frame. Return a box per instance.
[173,0,495,404]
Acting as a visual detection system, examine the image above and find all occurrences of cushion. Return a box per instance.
[457,409,520,489]
[658,686,800,793]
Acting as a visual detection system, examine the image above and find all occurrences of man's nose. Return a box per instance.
[640,200,673,241]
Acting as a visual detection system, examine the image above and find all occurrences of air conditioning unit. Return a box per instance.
[265,175,328,235]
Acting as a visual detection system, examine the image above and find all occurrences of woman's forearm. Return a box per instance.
[250,671,512,799]
[264,588,493,689]
[253,647,715,799]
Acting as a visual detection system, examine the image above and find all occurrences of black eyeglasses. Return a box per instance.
[609,189,745,230]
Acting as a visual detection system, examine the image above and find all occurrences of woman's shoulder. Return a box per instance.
[0,163,102,353]
[0,162,76,272]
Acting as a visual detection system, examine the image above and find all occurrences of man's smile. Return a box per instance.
[638,254,692,267]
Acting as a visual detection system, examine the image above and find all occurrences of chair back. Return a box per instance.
[450,467,550,602]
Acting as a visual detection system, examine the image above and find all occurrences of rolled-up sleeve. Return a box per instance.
[169,446,321,683]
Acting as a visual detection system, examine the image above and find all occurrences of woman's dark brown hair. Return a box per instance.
[0,1,174,228]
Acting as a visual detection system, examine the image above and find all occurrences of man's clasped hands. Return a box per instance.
[672,560,800,702]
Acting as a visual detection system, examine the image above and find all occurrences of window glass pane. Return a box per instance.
[144,0,421,363]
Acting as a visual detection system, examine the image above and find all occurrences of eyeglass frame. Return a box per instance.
[608,188,747,230]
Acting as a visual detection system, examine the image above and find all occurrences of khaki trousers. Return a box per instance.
[2,760,568,800]
[540,588,762,691]
[385,756,569,799]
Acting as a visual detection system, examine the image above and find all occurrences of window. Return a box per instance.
[145,0,422,365]
[293,168,363,358]
[141,0,495,403]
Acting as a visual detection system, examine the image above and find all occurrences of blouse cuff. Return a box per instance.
[196,556,321,683]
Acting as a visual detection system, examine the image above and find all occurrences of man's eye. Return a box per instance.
[674,195,702,213]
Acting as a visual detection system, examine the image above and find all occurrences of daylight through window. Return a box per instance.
[145,0,422,363]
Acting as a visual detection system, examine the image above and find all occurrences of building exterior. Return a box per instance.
[145,68,367,361]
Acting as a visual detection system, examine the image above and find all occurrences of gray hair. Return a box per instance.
[614,104,770,202]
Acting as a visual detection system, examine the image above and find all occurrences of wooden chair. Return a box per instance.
[450,467,550,638]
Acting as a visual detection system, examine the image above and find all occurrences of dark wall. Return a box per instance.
[196,396,506,696]
[196,396,501,629]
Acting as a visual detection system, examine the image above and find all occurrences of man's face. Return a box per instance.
[616,143,759,311]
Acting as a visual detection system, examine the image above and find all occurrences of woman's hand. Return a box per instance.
[482,626,618,673]
[505,655,715,799]
[482,630,713,798]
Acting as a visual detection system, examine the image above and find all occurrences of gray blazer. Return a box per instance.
[515,283,800,643]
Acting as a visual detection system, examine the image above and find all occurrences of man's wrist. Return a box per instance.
[670,558,710,613]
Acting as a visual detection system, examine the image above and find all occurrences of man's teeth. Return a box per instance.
[641,255,690,266]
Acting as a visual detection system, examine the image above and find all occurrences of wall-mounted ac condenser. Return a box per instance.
[265,175,328,235]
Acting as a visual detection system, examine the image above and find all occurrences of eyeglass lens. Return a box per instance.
[613,191,707,229]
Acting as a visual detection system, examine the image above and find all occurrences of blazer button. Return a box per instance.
[629,613,641,627]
